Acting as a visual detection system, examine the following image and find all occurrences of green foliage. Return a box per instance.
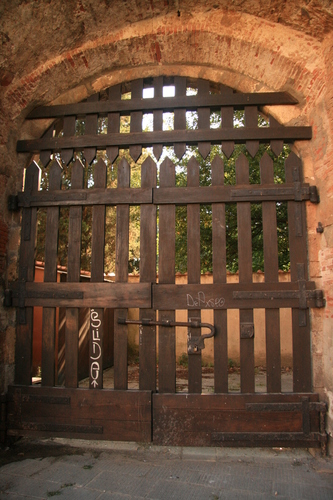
[168,141,290,273]
[178,352,189,368]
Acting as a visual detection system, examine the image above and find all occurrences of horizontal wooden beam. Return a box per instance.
[17,183,317,208]
[17,126,312,153]
[152,282,319,310]
[27,92,298,119]
[11,282,151,308]
[18,187,152,208]
[154,184,314,204]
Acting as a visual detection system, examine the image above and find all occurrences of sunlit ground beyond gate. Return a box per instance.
[78,365,293,393]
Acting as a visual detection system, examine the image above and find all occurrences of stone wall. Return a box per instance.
[1,0,333,445]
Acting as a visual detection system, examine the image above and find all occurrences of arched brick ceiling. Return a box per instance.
[0,0,332,85]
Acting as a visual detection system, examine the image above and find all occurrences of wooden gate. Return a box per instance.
[7,77,326,450]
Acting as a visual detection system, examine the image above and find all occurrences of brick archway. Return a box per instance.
[1,1,333,448]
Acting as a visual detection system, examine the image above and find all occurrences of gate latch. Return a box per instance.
[118,317,215,355]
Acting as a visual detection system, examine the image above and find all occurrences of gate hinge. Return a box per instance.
[4,282,27,324]
[3,289,13,307]
[0,393,7,444]
[307,289,326,309]
[309,185,320,204]
[8,195,19,212]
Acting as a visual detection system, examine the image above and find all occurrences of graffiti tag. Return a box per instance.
[90,309,102,388]
[186,291,225,308]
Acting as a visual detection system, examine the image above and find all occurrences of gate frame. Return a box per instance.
[6,76,327,451]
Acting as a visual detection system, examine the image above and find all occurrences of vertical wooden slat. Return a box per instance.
[65,159,84,388]
[212,155,228,393]
[130,79,143,162]
[15,162,40,385]
[153,76,163,161]
[41,161,62,387]
[114,158,130,390]
[187,156,202,394]
[158,157,176,393]
[174,77,187,160]
[221,85,235,159]
[139,156,157,391]
[39,126,53,168]
[260,152,281,393]
[197,79,211,159]
[245,106,259,158]
[270,116,284,157]
[89,159,107,389]
[61,116,75,166]
[107,84,121,164]
[84,93,99,165]
[285,152,311,392]
[236,153,255,393]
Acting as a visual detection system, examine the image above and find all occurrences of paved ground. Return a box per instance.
[0,439,332,499]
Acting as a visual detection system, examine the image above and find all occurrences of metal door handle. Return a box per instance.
[118,317,215,354]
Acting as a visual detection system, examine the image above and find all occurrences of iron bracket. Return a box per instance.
[8,195,19,212]
[118,317,215,354]
[240,322,254,339]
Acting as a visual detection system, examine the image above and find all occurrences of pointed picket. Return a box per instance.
[107,84,121,164]
[129,79,143,162]
[153,76,163,161]
[197,79,211,159]
[84,94,99,165]
[174,77,186,159]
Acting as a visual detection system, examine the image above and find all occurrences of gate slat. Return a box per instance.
[107,84,121,164]
[15,162,40,385]
[65,160,84,388]
[197,79,211,159]
[221,85,235,159]
[260,153,281,393]
[285,152,311,392]
[270,116,284,157]
[89,159,107,389]
[39,127,53,168]
[174,77,186,159]
[245,106,259,158]
[61,116,75,166]
[84,94,99,165]
[42,161,62,387]
[114,158,130,390]
[236,154,255,393]
[187,157,202,394]
[158,157,176,393]
[212,156,228,393]
[130,79,143,162]
[153,76,163,161]
[139,156,157,391]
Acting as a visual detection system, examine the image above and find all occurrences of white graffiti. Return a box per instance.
[186,291,225,308]
[90,309,102,388]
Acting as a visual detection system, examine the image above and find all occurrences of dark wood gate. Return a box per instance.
[7,77,326,450]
